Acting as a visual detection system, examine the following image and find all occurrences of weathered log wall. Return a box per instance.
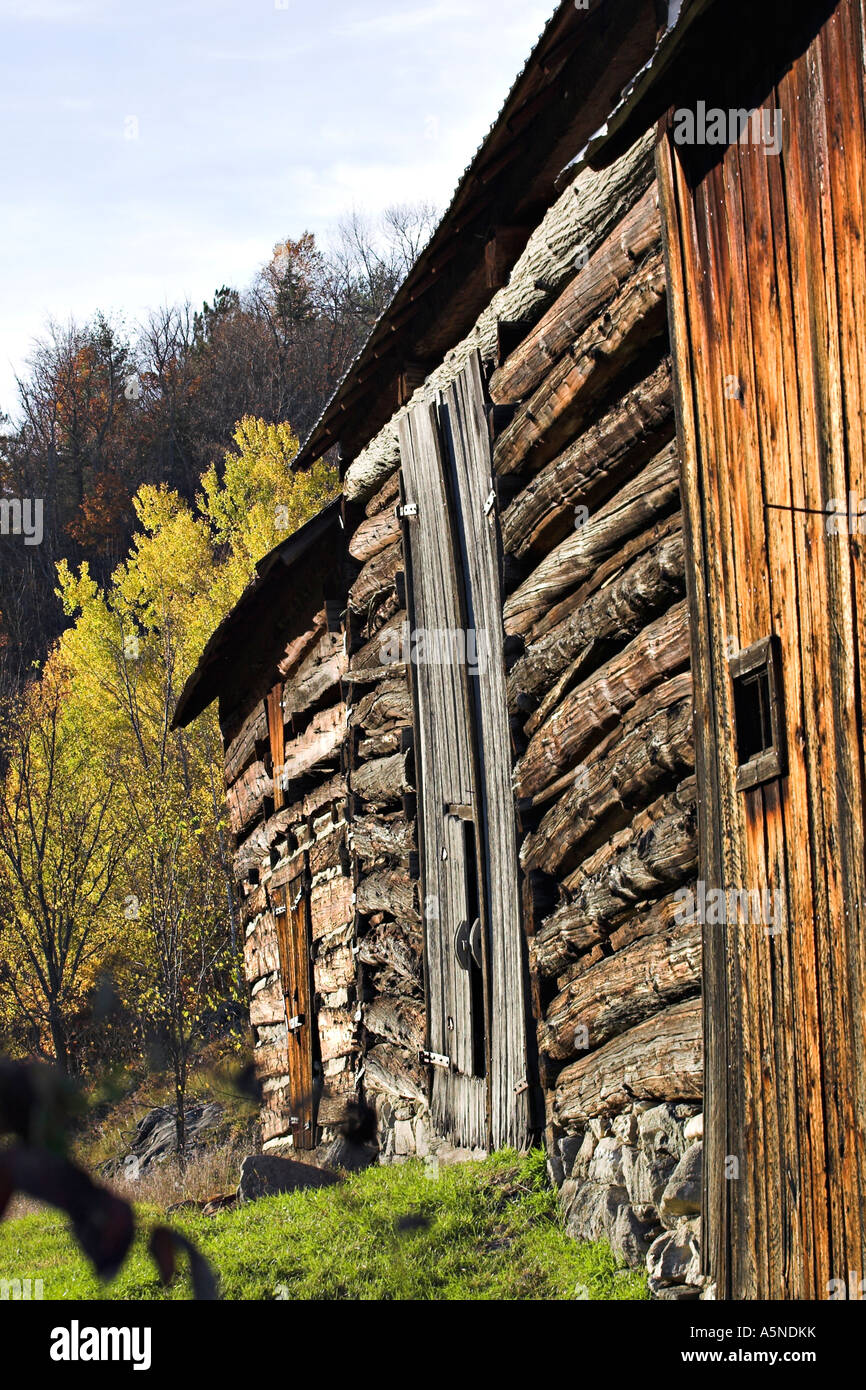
[481,154,704,1293]
[343,489,428,1160]
[217,125,704,1291]
[225,578,359,1150]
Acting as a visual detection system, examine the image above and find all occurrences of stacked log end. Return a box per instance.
[345,478,429,1158]
[488,162,703,1273]
[223,577,358,1151]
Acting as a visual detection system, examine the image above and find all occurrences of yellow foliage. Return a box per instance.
[1,418,339,1068]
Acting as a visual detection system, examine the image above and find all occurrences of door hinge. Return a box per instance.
[274,904,287,917]
[287,1014,305,1032]
[514,1078,530,1096]
[397,502,419,519]
[420,1049,451,1069]
[484,488,497,517]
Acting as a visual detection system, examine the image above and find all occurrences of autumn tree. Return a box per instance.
[46,426,337,1136]
[0,663,122,1072]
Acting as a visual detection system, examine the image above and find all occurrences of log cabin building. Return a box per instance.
[174,0,866,1300]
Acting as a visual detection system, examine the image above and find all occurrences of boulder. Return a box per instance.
[611,1111,639,1145]
[562,1179,627,1244]
[624,1145,676,1213]
[588,1136,626,1186]
[609,1203,660,1265]
[558,1133,584,1178]
[660,1141,702,1224]
[103,1102,224,1180]
[684,1112,704,1143]
[637,1103,688,1162]
[393,1120,415,1156]
[321,1135,378,1173]
[238,1154,340,1203]
[646,1216,702,1289]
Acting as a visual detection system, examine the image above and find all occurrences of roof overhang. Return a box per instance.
[172,498,343,729]
[293,0,660,473]
[563,0,720,174]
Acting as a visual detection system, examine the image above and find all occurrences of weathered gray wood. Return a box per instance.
[442,351,530,1150]
[514,598,690,801]
[351,751,412,808]
[364,469,400,518]
[224,701,268,785]
[350,681,413,731]
[489,184,662,405]
[504,441,681,637]
[349,814,414,867]
[348,538,402,613]
[314,941,355,996]
[521,672,694,874]
[493,250,667,477]
[280,703,347,786]
[531,779,698,979]
[318,1007,357,1063]
[399,396,486,1147]
[364,996,425,1052]
[348,611,408,684]
[349,507,401,563]
[500,357,674,560]
[309,874,354,941]
[554,995,702,1125]
[358,730,401,759]
[244,914,280,985]
[357,919,423,988]
[364,1042,427,1105]
[282,633,347,720]
[249,974,285,1028]
[540,920,701,1060]
[508,528,684,715]
[356,868,418,922]
[226,760,272,837]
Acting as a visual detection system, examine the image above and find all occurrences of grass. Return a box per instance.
[0,1149,649,1301]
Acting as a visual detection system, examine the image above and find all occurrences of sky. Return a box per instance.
[0,0,556,419]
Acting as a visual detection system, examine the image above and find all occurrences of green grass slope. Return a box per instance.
[0,1150,648,1301]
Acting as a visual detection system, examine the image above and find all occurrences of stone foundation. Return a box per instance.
[553,1103,711,1299]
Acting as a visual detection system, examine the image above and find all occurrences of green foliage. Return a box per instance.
[1,416,338,1077]
[199,416,339,582]
[0,1151,649,1301]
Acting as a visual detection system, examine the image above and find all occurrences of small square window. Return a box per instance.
[729,635,786,791]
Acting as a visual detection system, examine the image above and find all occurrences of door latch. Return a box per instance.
[420,1049,451,1069]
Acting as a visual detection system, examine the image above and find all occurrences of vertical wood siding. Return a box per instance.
[658,0,866,1298]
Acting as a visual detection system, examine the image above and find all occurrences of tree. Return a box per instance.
[0,663,122,1072]
[41,428,338,1135]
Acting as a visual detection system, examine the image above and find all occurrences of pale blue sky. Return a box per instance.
[0,0,556,418]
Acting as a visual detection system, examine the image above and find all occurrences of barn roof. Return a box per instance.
[174,0,664,729]
[293,0,659,472]
[567,0,719,173]
[172,497,342,729]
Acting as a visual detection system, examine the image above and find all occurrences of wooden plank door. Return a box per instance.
[441,352,531,1149]
[399,354,531,1151]
[272,874,316,1149]
[398,401,488,1150]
